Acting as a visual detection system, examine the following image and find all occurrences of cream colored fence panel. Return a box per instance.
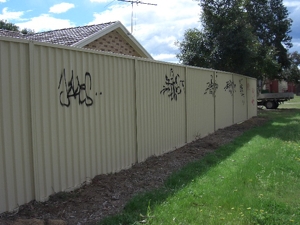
[0,37,258,214]
[186,68,215,142]
[136,61,186,162]
[233,74,248,123]
[30,43,137,201]
[0,39,35,213]
[247,78,257,118]
[215,72,234,130]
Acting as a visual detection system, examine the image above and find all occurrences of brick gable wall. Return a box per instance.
[84,30,144,58]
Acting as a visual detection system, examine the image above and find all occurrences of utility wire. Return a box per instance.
[103,0,117,9]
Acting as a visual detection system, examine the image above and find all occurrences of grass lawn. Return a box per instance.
[100,97,300,225]
[279,95,300,109]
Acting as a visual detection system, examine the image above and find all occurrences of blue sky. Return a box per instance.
[0,0,299,63]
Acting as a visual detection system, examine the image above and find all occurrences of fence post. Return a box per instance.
[184,66,188,143]
[213,71,217,132]
[246,77,249,119]
[28,41,39,201]
[134,58,138,163]
[232,73,235,124]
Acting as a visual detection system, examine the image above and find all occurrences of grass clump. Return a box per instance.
[100,107,300,225]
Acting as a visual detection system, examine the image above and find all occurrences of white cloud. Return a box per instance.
[0,0,7,3]
[89,4,129,25]
[0,7,24,20]
[152,53,179,63]
[89,0,201,62]
[16,14,75,32]
[49,3,75,14]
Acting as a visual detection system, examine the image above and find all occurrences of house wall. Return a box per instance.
[84,30,143,58]
[264,79,296,93]
[270,80,279,93]
[278,80,288,93]
[0,36,257,214]
[296,84,300,95]
[288,82,296,93]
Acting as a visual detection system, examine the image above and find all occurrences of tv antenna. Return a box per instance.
[118,0,157,34]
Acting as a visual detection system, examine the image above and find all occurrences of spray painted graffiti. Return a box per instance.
[252,88,255,105]
[239,79,245,105]
[160,68,185,101]
[239,79,245,97]
[58,69,102,107]
[247,82,255,106]
[204,75,218,96]
[224,80,236,96]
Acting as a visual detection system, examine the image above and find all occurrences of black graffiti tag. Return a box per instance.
[58,69,94,107]
[160,68,185,101]
[239,79,245,105]
[224,80,236,96]
[204,75,218,96]
[239,79,245,97]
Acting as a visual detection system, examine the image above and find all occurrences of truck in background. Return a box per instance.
[257,92,294,109]
[257,79,295,109]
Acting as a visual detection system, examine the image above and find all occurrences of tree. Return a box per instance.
[280,51,300,83]
[176,0,292,80]
[176,28,211,68]
[20,28,35,35]
[0,20,19,31]
[201,0,263,76]
[0,20,34,34]
[245,0,293,69]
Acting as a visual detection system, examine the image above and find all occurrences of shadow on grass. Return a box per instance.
[99,109,300,225]
[259,108,300,142]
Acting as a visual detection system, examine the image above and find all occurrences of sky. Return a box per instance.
[0,0,299,64]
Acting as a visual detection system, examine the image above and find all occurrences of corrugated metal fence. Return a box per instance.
[0,36,257,214]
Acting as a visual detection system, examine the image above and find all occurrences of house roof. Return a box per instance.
[0,29,25,38]
[26,22,117,47]
[0,21,152,59]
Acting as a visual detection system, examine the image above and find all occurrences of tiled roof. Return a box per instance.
[26,22,117,46]
[0,21,153,59]
[0,29,26,39]
[0,21,117,46]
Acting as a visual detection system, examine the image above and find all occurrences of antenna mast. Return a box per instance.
[118,0,157,33]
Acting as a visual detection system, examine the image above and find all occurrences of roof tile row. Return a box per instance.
[0,22,117,46]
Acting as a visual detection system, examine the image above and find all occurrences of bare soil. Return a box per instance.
[0,115,267,225]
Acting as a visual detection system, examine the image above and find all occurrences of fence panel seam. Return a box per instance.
[134,58,138,164]
[28,41,39,200]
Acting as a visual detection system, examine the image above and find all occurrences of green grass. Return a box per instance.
[99,100,300,225]
[278,95,300,109]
